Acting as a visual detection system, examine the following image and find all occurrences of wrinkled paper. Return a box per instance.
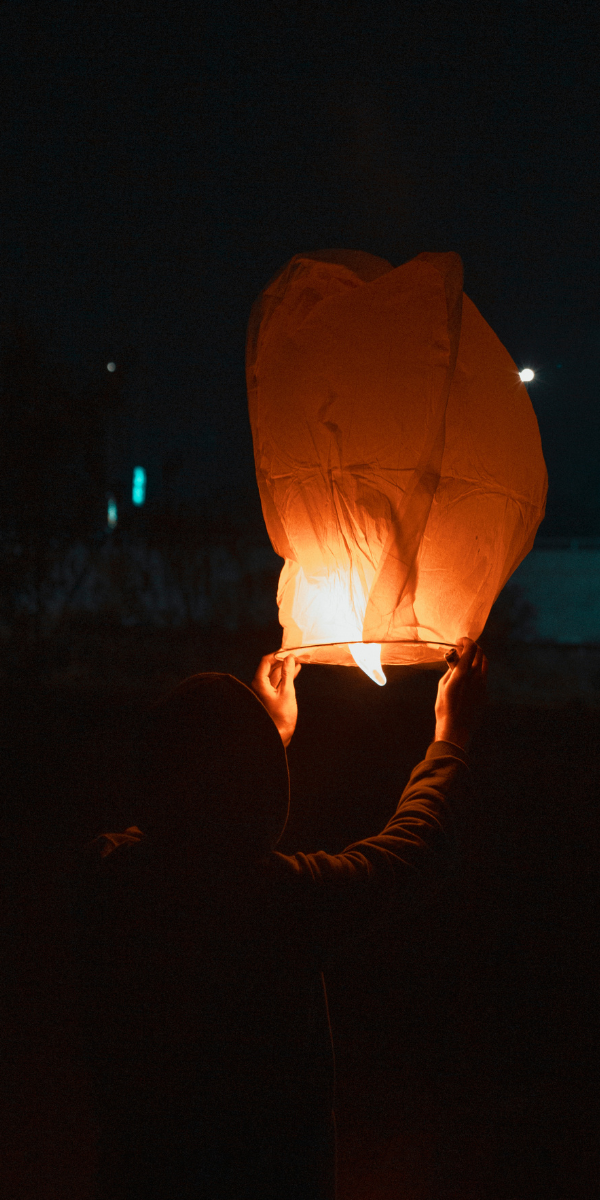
[247,250,547,668]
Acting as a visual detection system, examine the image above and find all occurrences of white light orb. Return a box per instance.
[107,361,117,372]
[519,368,535,382]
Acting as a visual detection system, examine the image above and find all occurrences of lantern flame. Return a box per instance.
[348,642,387,686]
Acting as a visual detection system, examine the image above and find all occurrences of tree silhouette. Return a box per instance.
[0,321,110,636]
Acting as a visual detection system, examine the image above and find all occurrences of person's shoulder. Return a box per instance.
[260,848,355,887]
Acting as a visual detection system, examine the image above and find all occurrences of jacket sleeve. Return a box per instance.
[266,741,473,964]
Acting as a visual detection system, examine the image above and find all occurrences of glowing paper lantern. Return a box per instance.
[246,250,547,683]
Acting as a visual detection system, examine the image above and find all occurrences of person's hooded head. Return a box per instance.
[141,673,290,862]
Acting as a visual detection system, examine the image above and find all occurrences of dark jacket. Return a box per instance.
[69,732,470,1200]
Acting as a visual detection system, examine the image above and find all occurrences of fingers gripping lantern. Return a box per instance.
[246,250,547,684]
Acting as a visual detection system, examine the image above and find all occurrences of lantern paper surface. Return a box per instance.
[246,250,547,678]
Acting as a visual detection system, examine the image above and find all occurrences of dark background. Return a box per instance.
[2,0,600,532]
[1,3,599,1198]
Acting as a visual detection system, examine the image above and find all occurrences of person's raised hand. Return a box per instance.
[251,653,301,748]
[434,637,488,750]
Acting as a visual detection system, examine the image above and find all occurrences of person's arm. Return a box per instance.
[267,638,486,958]
[251,652,301,747]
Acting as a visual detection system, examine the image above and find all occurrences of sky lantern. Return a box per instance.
[246,250,547,685]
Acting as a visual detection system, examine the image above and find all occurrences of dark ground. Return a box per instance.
[1,625,599,1199]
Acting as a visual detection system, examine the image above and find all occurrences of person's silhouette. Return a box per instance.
[70,638,486,1199]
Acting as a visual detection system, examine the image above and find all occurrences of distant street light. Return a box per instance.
[132,466,146,506]
[519,368,535,382]
[107,361,117,372]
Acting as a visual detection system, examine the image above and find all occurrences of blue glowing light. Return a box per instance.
[107,496,118,528]
[132,466,146,506]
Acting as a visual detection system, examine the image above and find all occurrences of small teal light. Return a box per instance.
[107,495,118,528]
[132,466,146,506]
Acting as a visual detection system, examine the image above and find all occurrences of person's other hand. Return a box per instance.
[251,653,301,747]
[434,637,488,750]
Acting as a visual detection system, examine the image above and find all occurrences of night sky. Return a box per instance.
[3,0,599,533]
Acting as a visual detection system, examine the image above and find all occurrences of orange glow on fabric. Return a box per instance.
[246,249,547,683]
[348,642,386,686]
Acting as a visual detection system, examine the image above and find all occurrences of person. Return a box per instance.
[69,637,486,1200]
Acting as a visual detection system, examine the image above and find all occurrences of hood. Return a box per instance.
[140,673,290,861]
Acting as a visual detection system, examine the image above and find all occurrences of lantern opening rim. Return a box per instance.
[276,639,457,653]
